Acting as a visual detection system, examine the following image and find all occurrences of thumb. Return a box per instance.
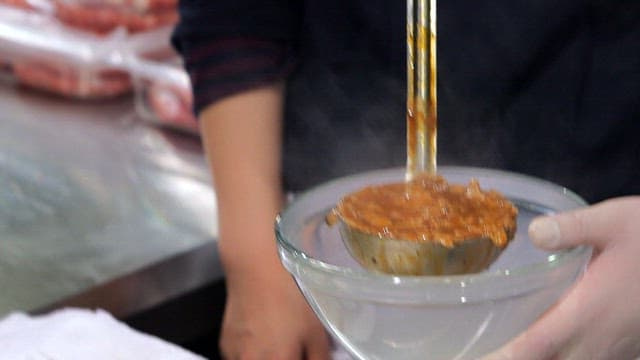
[528,197,639,251]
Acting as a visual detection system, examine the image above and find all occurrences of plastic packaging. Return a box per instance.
[0,0,51,11]
[0,0,37,10]
[0,5,173,98]
[130,54,198,134]
[52,0,177,34]
[0,0,177,35]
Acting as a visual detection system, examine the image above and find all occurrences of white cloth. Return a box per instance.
[0,308,205,360]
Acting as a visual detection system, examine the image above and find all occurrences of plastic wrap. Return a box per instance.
[130,55,198,134]
[0,0,51,11]
[0,0,177,35]
[52,0,177,34]
[0,5,173,98]
[0,0,36,9]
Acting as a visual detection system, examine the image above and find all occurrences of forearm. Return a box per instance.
[199,83,286,278]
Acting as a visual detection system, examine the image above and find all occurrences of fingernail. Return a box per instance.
[529,217,560,248]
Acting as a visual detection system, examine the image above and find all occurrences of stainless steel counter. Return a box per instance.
[0,86,222,319]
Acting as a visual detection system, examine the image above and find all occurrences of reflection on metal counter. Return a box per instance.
[0,85,221,318]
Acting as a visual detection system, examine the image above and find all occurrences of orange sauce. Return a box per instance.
[333,175,518,248]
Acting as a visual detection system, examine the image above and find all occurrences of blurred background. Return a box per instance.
[0,0,224,358]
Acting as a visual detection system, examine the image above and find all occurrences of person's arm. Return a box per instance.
[201,83,284,285]
[199,84,330,359]
[483,197,640,360]
[172,0,329,357]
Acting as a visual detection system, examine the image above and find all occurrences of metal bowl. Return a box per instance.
[339,222,513,275]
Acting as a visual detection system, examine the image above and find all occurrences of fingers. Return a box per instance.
[528,197,640,251]
[488,197,640,360]
[481,280,589,360]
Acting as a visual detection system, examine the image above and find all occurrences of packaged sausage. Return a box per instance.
[0,0,177,35]
[52,0,177,34]
[0,5,172,98]
[0,0,37,10]
[10,61,132,98]
[0,5,130,98]
[129,55,198,134]
[0,0,51,12]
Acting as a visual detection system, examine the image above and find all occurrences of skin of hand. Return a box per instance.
[483,196,640,360]
[199,84,331,360]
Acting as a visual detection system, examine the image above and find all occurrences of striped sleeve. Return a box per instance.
[171,0,300,115]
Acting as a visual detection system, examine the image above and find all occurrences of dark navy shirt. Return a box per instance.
[173,0,640,202]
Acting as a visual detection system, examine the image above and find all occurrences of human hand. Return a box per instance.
[219,264,331,360]
[483,197,640,360]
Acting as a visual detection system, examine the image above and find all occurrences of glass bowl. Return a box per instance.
[276,166,592,360]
